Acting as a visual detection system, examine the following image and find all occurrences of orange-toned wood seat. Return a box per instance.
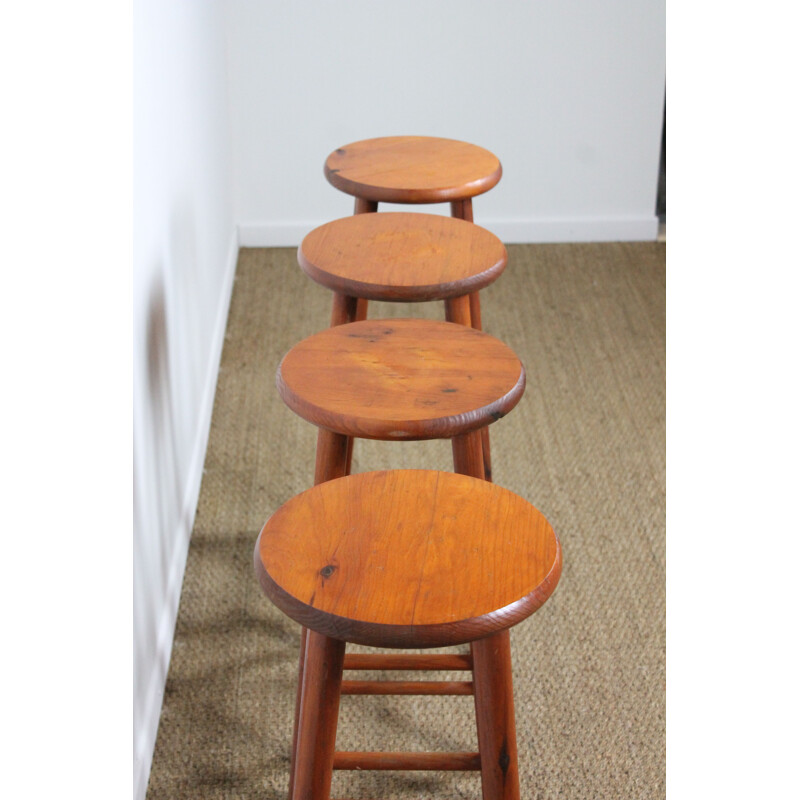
[276,318,524,482]
[254,469,562,800]
[324,135,502,208]
[299,211,506,309]
[323,135,503,332]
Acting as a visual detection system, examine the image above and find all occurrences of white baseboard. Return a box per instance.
[238,215,659,247]
[133,228,240,800]
[486,216,660,244]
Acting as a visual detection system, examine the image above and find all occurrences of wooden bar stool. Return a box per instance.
[276,318,524,484]
[299,212,506,319]
[298,211,507,479]
[254,469,562,800]
[324,135,502,331]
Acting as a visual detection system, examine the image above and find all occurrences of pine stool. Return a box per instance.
[299,212,506,328]
[298,211,507,478]
[276,318,524,485]
[324,136,503,331]
[254,469,562,800]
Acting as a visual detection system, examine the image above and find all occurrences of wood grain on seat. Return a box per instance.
[254,470,561,648]
[276,319,525,441]
[298,212,507,302]
[325,136,502,204]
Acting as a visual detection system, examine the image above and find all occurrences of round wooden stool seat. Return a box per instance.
[277,319,525,441]
[255,469,562,648]
[325,136,502,205]
[298,212,507,302]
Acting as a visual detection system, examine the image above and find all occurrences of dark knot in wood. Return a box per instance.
[498,739,510,776]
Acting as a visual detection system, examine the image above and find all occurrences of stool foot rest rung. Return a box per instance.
[343,653,473,671]
[341,680,473,695]
[333,751,482,771]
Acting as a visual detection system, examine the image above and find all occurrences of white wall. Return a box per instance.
[226,0,666,245]
[133,2,236,798]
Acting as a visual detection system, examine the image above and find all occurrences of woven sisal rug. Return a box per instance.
[147,242,665,799]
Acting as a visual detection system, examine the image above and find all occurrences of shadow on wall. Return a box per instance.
[145,276,182,575]
[135,195,230,794]
[138,196,203,576]
[134,270,187,786]
[135,201,207,702]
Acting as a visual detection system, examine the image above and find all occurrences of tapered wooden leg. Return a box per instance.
[452,430,485,481]
[354,197,378,214]
[469,292,483,331]
[353,198,377,323]
[287,627,309,800]
[291,297,357,797]
[449,197,492,478]
[466,295,491,478]
[287,430,350,799]
[292,632,346,800]
[353,299,368,322]
[330,293,358,327]
[450,198,474,223]
[479,428,493,482]
[314,429,349,485]
[447,300,491,484]
[452,407,493,483]
[444,295,472,327]
[449,199,484,332]
[327,293,359,472]
[472,630,520,800]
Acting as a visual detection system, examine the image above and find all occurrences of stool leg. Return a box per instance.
[328,293,360,473]
[288,430,350,800]
[314,429,350,485]
[452,430,485,481]
[447,302,493,482]
[292,631,346,800]
[449,197,492,479]
[353,198,377,322]
[451,197,481,330]
[287,627,309,800]
[354,197,378,214]
[468,291,483,331]
[472,630,520,800]
[450,198,473,223]
[330,293,358,327]
[353,301,368,322]
[479,427,492,482]
[444,295,472,327]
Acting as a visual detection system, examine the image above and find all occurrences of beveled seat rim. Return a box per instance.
[297,212,507,301]
[275,320,526,441]
[276,370,525,440]
[255,543,562,649]
[254,469,562,648]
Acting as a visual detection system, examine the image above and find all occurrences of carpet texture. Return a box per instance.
[146,242,666,799]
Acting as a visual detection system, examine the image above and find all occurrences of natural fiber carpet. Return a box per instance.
[146,242,665,799]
